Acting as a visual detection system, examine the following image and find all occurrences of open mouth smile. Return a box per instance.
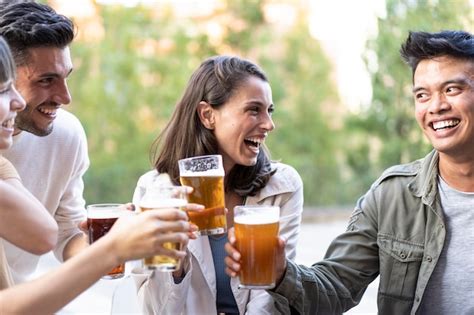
[431,119,460,131]
[1,117,14,130]
[244,137,264,149]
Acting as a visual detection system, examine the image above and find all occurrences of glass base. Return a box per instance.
[238,283,275,290]
[146,263,177,272]
[101,273,125,280]
[198,227,227,236]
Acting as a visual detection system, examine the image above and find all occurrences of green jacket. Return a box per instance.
[271,150,445,315]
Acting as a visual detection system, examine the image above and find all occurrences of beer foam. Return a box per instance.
[87,209,129,219]
[179,169,224,177]
[139,198,187,210]
[234,212,279,225]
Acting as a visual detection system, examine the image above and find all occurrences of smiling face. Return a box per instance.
[0,80,26,149]
[201,76,275,172]
[14,46,73,136]
[413,56,474,159]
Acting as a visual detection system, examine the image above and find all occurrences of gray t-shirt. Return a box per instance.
[418,176,474,315]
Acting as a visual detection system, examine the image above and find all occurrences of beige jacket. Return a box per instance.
[132,162,303,315]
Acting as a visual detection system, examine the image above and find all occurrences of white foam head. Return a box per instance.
[87,204,128,219]
[178,155,224,177]
[140,198,187,210]
[234,206,279,224]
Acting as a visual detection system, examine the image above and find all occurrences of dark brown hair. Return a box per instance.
[400,30,474,75]
[0,2,75,66]
[152,55,275,196]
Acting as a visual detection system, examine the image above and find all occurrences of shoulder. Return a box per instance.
[0,156,19,180]
[260,162,303,197]
[51,109,87,142]
[370,151,435,191]
[136,169,159,188]
[272,162,303,187]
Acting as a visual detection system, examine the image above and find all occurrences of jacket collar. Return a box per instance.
[249,163,298,203]
[408,150,439,207]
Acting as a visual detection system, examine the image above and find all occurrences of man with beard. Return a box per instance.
[0,2,90,283]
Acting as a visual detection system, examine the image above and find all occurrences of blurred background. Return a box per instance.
[43,0,473,208]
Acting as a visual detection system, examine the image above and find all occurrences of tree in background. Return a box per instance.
[66,0,341,205]
[343,0,473,195]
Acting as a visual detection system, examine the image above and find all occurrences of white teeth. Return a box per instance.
[38,107,57,115]
[1,118,14,128]
[245,137,263,145]
[432,119,460,130]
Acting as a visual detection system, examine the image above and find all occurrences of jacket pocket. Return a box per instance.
[377,234,424,300]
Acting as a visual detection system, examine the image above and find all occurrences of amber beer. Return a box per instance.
[139,185,187,271]
[234,205,280,289]
[87,204,128,279]
[178,155,226,235]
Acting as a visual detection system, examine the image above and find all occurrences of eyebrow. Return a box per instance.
[412,78,468,93]
[38,68,74,79]
[246,100,274,107]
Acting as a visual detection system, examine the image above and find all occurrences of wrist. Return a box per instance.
[96,234,123,267]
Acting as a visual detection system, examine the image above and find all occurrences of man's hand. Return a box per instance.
[224,227,288,286]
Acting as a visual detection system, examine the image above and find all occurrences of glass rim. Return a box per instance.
[178,154,222,162]
[86,203,124,209]
[234,205,280,211]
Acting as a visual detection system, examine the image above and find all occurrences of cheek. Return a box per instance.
[0,100,8,121]
[414,105,425,125]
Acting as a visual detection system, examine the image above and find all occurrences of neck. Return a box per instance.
[225,191,244,228]
[438,152,474,192]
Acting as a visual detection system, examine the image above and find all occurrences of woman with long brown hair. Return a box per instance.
[132,55,303,314]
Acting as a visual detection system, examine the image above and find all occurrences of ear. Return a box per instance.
[197,101,215,130]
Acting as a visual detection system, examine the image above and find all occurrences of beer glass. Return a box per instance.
[178,155,226,235]
[87,204,129,279]
[234,205,280,289]
[139,185,187,271]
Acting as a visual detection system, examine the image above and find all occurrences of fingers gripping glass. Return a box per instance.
[178,155,227,236]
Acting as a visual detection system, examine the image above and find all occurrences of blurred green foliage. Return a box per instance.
[63,0,472,206]
[343,0,473,195]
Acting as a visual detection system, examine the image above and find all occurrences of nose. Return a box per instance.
[261,112,275,132]
[11,85,25,112]
[429,92,451,114]
[52,79,72,105]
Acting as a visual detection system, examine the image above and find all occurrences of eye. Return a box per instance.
[446,86,462,95]
[248,106,259,114]
[38,77,54,85]
[268,106,274,115]
[414,92,429,102]
[0,84,11,94]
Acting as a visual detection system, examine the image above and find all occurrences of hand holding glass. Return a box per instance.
[87,204,130,279]
[178,155,226,235]
[139,185,188,271]
[234,205,280,289]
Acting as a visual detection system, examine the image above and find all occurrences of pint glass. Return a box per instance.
[139,185,187,271]
[234,205,280,289]
[178,155,226,235]
[87,204,129,279]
